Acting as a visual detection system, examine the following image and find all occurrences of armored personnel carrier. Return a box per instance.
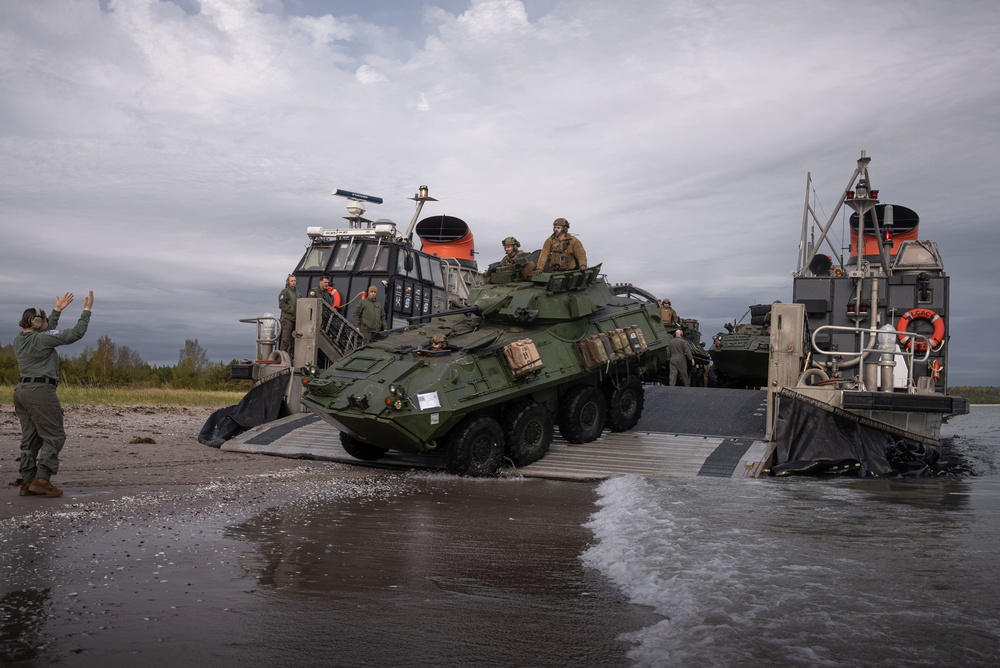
[709,304,774,388]
[301,264,673,476]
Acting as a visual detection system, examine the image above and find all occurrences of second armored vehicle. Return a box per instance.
[709,304,774,388]
[301,264,673,476]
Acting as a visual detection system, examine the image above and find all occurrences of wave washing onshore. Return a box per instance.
[581,405,1000,666]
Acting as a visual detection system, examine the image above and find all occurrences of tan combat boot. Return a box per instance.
[19,483,42,496]
[28,478,63,497]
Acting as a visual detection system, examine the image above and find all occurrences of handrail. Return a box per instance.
[810,324,931,363]
[239,316,280,361]
[317,302,364,358]
[810,324,931,390]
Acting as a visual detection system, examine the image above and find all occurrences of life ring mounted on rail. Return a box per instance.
[896,308,946,352]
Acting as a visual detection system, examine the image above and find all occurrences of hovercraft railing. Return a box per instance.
[317,301,365,361]
[239,315,282,362]
[807,324,934,393]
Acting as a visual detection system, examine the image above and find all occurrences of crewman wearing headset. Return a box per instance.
[13,290,94,498]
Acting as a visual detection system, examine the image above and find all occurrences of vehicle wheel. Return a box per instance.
[445,416,504,477]
[557,385,607,444]
[340,432,386,461]
[502,401,554,466]
[605,377,644,432]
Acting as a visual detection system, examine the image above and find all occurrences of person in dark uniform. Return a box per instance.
[535,218,587,273]
[308,275,342,329]
[308,275,342,310]
[13,290,94,498]
[278,274,298,355]
[353,285,387,343]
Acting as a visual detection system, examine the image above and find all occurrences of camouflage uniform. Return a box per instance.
[13,308,91,485]
[496,236,534,280]
[500,250,529,267]
[659,303,678,327]
[537,228,587,272]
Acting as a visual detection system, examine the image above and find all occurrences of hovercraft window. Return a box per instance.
[331,240,362,271]
[299,246,331,272]
[359,242,390,272]
[397,250,419,278]
[420,255,445,287]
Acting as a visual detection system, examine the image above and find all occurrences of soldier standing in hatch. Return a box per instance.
[499,236,534,278]
[535,217,587,273]
[500,237,528,267]
[278,274,298,355]
[667,329,694,386]
[354,285,387,344]
[659,299,679,328]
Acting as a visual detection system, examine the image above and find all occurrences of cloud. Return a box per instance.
[2,0,999,385]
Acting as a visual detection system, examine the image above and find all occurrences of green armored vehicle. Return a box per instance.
[301,263,672,476]
[708,304,773,388]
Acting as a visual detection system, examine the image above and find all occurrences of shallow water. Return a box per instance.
[1,408,997,666]
[582,406,1000,666]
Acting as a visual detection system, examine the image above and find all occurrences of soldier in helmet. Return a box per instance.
[659,298,679,328]
[500,236,528,267]
[429,334,448,351]
[497,236,535,279]
[535,217,587,273]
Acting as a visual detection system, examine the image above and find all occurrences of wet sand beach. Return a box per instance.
[1,405,651,666]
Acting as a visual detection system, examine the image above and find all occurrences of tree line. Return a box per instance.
[0,336,245,390]
[2,336,996,402]
[950,386,1000,405]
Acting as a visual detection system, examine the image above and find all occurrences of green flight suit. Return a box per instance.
[667,335,693,387]
[278,285,298,354]
[353,297,386,343]
[13,308,91,482]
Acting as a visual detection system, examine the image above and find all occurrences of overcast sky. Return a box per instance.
[2,0,998,385]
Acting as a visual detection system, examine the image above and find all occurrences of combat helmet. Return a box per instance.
[552,217,570,229]
[502,236,520,249]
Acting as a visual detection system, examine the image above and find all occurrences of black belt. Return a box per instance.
[20,377,58,386]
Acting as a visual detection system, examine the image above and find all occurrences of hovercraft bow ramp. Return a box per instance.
[223,387,770,480]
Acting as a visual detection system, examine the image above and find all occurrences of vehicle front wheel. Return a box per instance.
[557,385,607,444]
[502,401,554,467]
[446,416,505,477]
[340,432,387,461]
[605,377,644,432]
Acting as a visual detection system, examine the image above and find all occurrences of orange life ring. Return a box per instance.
[896,308,945,352]
[327,286,342,309]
